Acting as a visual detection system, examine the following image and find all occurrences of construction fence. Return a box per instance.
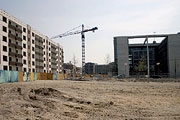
[0,70,68,83]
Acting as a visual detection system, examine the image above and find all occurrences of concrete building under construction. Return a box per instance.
[114,33,180,78]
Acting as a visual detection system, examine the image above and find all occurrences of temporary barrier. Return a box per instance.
[40,73,47,80]
[57,74,64,80]
[0,70,66,83]
[36,73,41,80]
[19,71,23,82]
[0,70,18,83]
[23,72,31,82]
[47,73,53,80]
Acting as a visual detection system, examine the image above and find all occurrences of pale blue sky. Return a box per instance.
[1,0,180,66]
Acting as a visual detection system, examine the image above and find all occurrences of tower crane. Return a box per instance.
[51,24,98,75]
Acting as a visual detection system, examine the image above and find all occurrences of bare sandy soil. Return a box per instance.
[0,79,180,120]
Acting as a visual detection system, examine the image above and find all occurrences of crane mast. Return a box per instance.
[51,24,98,75]
[81,25,86,75]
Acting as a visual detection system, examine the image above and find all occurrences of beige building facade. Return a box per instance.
[0,10,64,73]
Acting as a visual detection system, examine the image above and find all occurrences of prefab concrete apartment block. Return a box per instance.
[0,10,64,74]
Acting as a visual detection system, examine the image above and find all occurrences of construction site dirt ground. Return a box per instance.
[0,79,180,120]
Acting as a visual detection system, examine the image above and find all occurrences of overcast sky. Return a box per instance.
[1,0,180,66]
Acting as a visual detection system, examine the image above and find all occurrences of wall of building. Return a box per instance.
[168,34,180,78]
[114,37,129,77]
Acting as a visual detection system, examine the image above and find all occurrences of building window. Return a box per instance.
[16,50,18,54]
[9,48,11,52]
[44,70,46,73]
[32,40,34,44]
[9,30,11,34]
[23,28,26,33]
[33,68,35,72]
[9,57,12,62]
[16,59,18,62]
[32,54,34,58]
[43,39,45,42]
[32,47,34,51]
[9,66,12,70]
[3,66,8,70]
[3,16,7,23]
[9,39,11,43]
[3,36,7,42]
[44,58,45,61]
[49,53,50,56]
[44,64,45,67]
[23,44,26,48]
[49,42,50,45]
[49,48,50,51]
[3,55,7,61]
[9,21,11,24]
[24,68,26,72]
[16,67,18,71]
[3,46,7,52]
[23,60,26,64]
[23,52,26,56]
[28,30,30,34]
[16,33,18,37]
[32,32,34,37]
[44,51,45,55]
[32,61,35,66]
[23,36,26,40]
[3,26,7,32]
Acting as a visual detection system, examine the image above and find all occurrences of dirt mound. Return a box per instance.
[30,88,62,97]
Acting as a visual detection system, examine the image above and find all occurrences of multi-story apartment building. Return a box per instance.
[0,10,64,73]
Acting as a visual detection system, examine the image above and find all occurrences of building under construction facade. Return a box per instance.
[114,33,180,78]
[0,10,64,73]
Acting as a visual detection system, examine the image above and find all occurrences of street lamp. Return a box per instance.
[144,36,150,78]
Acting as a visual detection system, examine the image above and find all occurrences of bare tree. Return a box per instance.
[104,54,111,64]
[72,54,78,79]
[104,54,111,75]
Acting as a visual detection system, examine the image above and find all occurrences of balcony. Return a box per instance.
[9,61,23,66]
[35,44,43,50]
[8,24,22,33]
[51,50,57,54]
[35,58,44,62]
[8,24,16,30]
[8,33,16,39]
[9,52,23,58]
[15,28,22,33]
[35,65,44,69]
[9,43,22,49]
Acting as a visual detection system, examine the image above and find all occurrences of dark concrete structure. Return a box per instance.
[114,33,180,78]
